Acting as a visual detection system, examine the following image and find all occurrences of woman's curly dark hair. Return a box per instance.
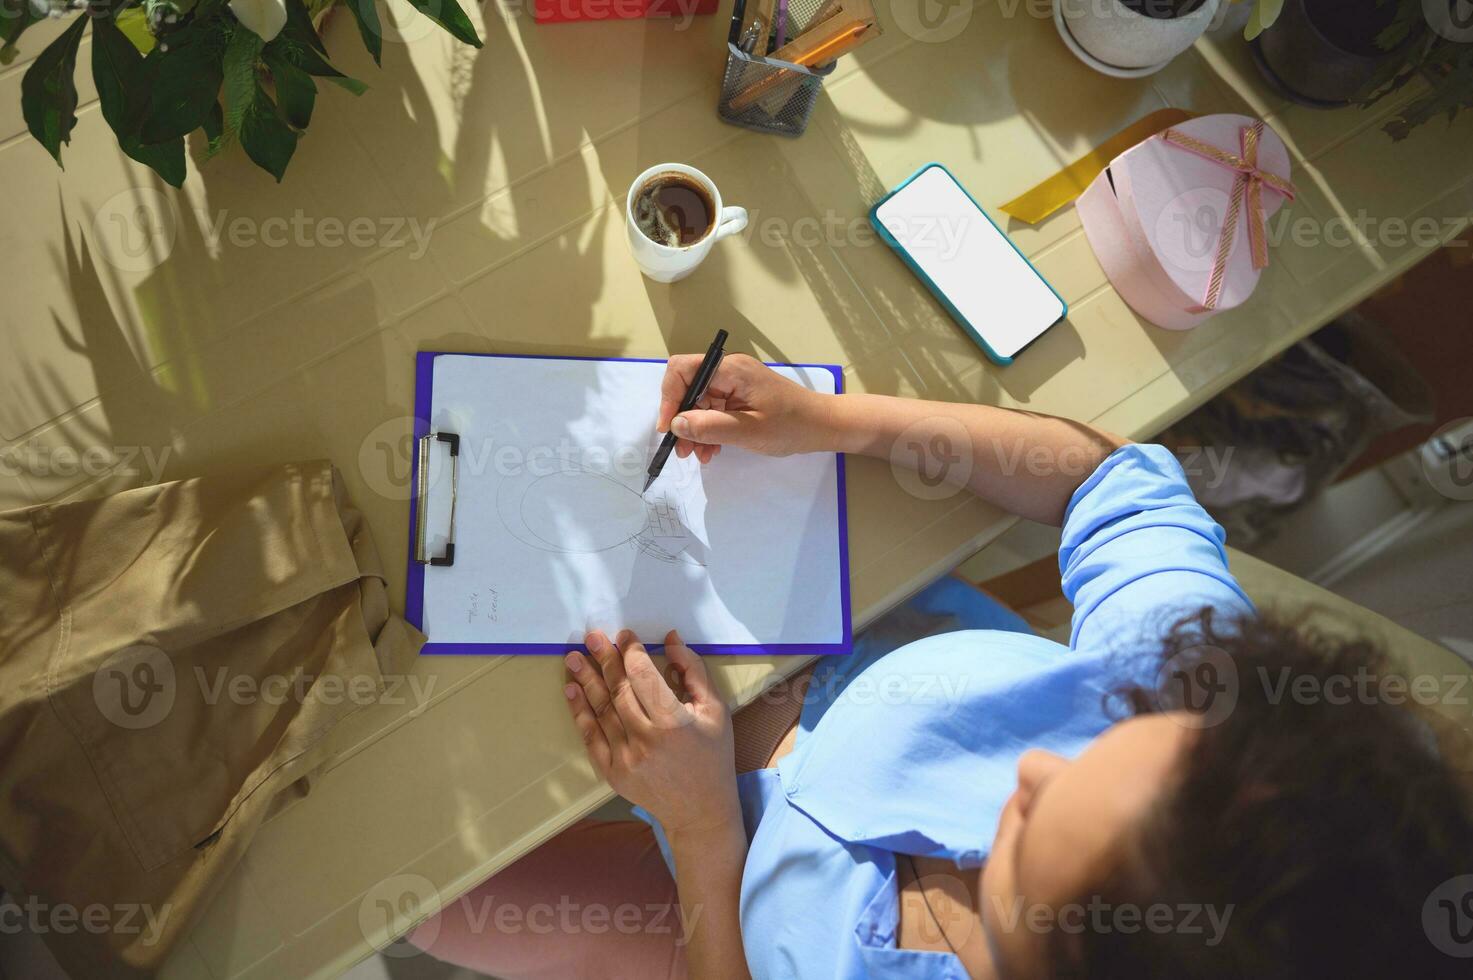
[1046,608,1473,980]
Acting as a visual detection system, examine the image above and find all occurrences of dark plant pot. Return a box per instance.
[1252,0,1414,107]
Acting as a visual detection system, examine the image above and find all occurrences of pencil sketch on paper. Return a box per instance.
[496,460,707,567]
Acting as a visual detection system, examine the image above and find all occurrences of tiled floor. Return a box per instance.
[1255,464,1473,658]
[1333,504,1473,660]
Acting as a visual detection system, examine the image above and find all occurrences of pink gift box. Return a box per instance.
[1077,113,1295,331]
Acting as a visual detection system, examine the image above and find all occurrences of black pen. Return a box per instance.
[644,329,728,492]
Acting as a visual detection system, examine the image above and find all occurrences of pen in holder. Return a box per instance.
[719,0,836,137]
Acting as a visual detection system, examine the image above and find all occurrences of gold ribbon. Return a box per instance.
[998,108,1194,225]
[1159,121,1297,311]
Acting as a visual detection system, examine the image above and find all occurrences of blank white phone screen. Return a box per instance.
[875,166,1065,359]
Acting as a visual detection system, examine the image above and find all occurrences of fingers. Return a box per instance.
[586,631,651,734]
[658,355,700,428]
[566,649,627,752]
[674,442,720,462]
[662,630,717,706]
[658,355,712,433]
[617,630,685,725]
[657,353,746,432]
[671,408,753,449]
[564,680,612,777]
[687,400,723,464]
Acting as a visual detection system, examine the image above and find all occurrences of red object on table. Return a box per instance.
[534,0,718,22]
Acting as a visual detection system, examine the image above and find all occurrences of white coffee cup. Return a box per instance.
[625,163,748,283]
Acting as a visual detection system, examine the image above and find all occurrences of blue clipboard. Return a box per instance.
[405,350,853,657]
[868,162,1068,367]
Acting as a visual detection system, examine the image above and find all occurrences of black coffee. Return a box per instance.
[633,173,715,247]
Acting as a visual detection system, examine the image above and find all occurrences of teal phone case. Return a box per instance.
[868,163,1068,367]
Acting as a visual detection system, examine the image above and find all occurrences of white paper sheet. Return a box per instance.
[418,355,845,649]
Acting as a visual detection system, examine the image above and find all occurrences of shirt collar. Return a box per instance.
[852,869,972,980]
[777,633,1116,863]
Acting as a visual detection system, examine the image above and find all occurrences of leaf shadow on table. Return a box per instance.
[25,0,636,501]
[1,203,192,661]
[7,196,194,508]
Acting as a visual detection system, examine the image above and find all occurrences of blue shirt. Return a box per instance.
[637,444,1253,978]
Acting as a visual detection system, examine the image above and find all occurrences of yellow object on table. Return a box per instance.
[998,107,1194,224]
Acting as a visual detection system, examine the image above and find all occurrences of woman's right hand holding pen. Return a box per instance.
[658,353,838,462]
[659,352,1126,527]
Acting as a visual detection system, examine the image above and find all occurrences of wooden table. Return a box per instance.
[1,1,1468,976]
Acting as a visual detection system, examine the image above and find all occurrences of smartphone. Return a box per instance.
[869,163,1067,366]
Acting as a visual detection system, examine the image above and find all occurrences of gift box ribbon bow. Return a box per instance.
[1160,121,1297,311]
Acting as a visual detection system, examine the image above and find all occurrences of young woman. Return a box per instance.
[410,355,1473,979]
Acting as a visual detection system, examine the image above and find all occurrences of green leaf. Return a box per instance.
[118,134,186,186]
[158,0,227,48]
[202,100,228,159]
[321,72,367,96]
[93,16,153,142]
[93,15,186,186]
[142,29,227,143]
[1244,0,1284,41]
[341,0,382,66]
[1,0,46,66]
[239,80,297,180]
[221,25,265,143]
[1373,0,1426,53]
[190,9,294,176]
[265,50,316,129]
[1383,57,1473,141]
[21,14,87,165]
[404,0,482,49]
[281,0,328,57]
[265,24,367,94]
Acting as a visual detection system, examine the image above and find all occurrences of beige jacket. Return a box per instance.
[0,461,424,978]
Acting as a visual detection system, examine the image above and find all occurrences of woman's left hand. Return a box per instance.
[564,629,739,838]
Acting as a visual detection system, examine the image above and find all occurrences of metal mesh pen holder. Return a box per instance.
[718,0,836,136]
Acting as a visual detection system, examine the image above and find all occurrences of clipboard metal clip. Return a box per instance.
[414,431,459,567]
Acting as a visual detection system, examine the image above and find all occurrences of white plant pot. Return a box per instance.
[1058,0,1223,74]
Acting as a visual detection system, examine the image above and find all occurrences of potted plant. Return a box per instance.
[1249,0,1420,105]
[1232,0,1471,138]
[1055,0,1224,77]
[1364,1,1473,139]
[4,0,482,186]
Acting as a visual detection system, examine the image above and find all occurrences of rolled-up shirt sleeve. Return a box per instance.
[1059,443,1253,652]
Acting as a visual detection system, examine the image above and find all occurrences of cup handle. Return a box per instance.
[714,206,748,241]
